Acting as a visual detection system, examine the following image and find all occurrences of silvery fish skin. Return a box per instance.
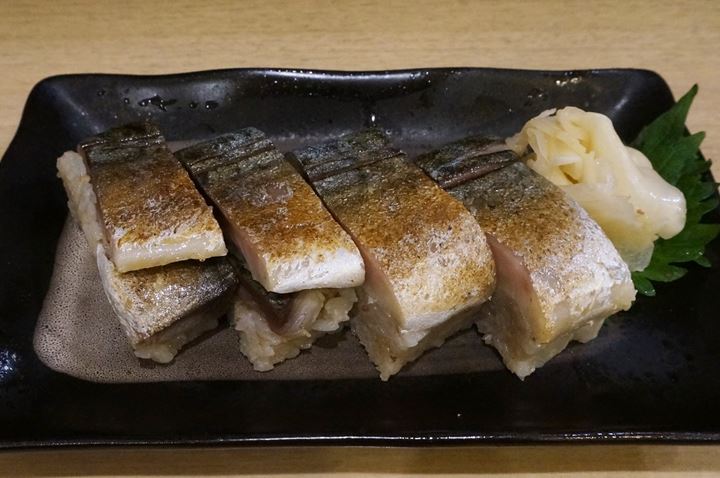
[176,130,363,370]
[416,138,636,379]
[175,129,365,294]
[56,149,238,363]
[292,128,392,181]
[293,132,496,380]
[78,122,227,273]
[97,248,238,363]
[413,136,517,188]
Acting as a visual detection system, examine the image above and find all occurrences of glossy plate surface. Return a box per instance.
[1,68,719,448]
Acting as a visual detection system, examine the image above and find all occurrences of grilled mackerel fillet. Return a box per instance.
[97,249,238,363]
[57,148,237,363]
[175,130,364,370]
[175,129,364,294]
[78,122,227,272]
[416,137,635,378]
[293,131,496,380]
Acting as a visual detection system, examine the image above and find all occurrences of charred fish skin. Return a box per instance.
[175,129,365,295]
[57,148,238,364]
[295,132,496,380]
[416,138,635,379]
[78,122,227,273]
[313,155,494,328]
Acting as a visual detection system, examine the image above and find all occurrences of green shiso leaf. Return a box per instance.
[630,85,719,295]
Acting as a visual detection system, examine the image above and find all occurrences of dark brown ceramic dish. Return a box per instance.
[0,68,718,449]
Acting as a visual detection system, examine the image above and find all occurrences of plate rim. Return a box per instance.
[3,66,718,450]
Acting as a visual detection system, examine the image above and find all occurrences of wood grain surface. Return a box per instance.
[3,445,720,477]
[1,0,718,177]
[1,0,719,476]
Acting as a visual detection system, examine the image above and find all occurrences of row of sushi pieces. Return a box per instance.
[56,122,636,380]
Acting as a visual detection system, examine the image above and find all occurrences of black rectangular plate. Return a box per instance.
[1,68,719,449]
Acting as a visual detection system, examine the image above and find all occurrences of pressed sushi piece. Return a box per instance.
[416,137,636,379]
[292,132,496,380]
[175,129,364,294]
[231,261,357,371]
[78,122,227,273]
[57,151,238,363]
[97,249,238,363]
[175,130,365,370]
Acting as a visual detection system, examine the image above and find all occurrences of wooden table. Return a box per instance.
[1,0,718,476]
